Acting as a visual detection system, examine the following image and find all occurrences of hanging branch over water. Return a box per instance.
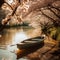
[40,7,60,26]
[48,7,60,19]
[0,0,60,31]
[0,0,20,31]
[49,5,60,12]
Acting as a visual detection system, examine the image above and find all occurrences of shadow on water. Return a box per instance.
[16,41,44,59]
[0,26,43,60]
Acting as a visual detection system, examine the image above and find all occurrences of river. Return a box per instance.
[0,26,41,60]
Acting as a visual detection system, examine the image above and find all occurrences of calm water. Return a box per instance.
[0,26,41,60]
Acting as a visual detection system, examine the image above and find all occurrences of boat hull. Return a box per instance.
[17,36,44,49]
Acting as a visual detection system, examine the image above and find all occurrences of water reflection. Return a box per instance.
[13,31,28,44]
[0,49,16,60]
[0,26,41,60]
[0,26,41,49]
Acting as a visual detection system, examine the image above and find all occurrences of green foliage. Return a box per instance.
[47,27,60,41]
[41,23,60,41]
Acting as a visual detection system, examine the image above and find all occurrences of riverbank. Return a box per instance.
[25,36,60,60]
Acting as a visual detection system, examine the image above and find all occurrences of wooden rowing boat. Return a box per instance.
[17,36,45,50]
